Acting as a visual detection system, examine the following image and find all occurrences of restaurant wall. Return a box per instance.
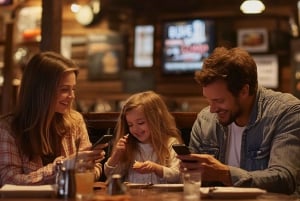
[59,0,292,111]
[8,0,297,112]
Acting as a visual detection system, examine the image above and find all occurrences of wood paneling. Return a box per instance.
[1,0,296,114]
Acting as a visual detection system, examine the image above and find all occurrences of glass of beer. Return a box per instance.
[75,159,95,200]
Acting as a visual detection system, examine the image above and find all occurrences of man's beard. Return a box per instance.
[218,100,242,126]
[218,111,239,126]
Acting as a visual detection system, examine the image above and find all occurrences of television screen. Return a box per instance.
[0,0,13,5]
[162,19,215,74]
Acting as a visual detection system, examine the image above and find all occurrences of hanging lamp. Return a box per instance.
[240,0,265,14]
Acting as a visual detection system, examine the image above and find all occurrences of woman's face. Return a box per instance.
[125,106,151,143]
[55,71,76,114]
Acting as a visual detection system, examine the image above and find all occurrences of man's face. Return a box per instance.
[203,80,242,126]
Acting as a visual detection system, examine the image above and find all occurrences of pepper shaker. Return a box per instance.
[107,174,126,195]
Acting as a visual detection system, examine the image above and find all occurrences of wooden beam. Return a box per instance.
[40,0,62,52]
[1,22,14,114]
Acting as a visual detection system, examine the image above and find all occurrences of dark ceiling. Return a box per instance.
[107,0,299,12]
[65,0,300,23]
[93,0,299,23]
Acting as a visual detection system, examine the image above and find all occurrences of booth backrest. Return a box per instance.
[82,112,198,181]
[82,112,198,145]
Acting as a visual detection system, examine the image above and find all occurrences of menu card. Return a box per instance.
[0,184,56,198]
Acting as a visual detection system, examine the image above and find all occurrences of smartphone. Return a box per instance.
[172,144,198,163]
[92,134,113,149]
[172,144,191,155]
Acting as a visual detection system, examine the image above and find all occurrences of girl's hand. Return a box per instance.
[107,134,129,166]
[133,160,161,175]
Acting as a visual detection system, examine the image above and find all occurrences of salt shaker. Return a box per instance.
[107,174,126,195]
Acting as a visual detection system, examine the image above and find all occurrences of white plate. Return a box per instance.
[125,183,152,189]
[152,184,183,191]
[0,184,56,198]
[200,187,267,199]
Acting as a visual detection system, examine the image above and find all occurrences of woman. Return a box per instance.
[104,91,183,184]
[0,51,106,186]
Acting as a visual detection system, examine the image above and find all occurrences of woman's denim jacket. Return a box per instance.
[189,86,300,195]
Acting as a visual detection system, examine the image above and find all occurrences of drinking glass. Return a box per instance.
[75,159,95,200]
[183,172,202,201]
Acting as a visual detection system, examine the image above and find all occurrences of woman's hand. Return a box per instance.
[68,143,108,163]
[90,143,108,163]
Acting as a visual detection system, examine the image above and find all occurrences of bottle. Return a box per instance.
[64,168,76,198]
[55,160,76,199]
[107,174,126,195]
[55,160,65,198]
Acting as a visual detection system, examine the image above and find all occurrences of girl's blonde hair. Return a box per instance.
[113,90,183,169]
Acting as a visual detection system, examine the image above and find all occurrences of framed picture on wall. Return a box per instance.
[133,25,154,68]
[252,54,278,89]
[87,33,124,80]
[237,28,268,53]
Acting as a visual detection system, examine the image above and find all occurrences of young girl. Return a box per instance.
[0,52,106,186]
[104,91,183,184]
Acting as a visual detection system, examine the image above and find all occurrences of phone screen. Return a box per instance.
[92,134,113,149]
[172,144,191,155]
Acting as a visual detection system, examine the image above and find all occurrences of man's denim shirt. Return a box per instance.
[189,86,300,195]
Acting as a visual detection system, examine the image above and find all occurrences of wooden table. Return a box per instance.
[0,183,298,201]
[0,192,297,201]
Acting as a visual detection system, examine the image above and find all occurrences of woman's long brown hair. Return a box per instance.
[12,51,79,160]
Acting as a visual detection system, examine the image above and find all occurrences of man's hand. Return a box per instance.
[178,154,232,186]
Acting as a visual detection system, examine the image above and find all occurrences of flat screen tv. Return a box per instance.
[0,0,13,6]
[162,19,215,74]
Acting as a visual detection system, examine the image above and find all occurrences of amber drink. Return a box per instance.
[75,159,94,200]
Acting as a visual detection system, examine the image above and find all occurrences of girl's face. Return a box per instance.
[125,106,151,143]
[55,71,76,114]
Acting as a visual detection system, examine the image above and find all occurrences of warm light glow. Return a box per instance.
[240,0,265,14]
[70,3,81,13]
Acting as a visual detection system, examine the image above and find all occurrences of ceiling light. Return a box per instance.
[70,3,81,13]
[240,0,265,14]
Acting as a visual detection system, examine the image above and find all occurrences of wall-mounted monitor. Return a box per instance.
[0,0,13,6]
[133,25,155,68]
[162,19,215,74]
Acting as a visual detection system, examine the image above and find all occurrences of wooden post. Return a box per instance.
[1,22,14,114]
[40,0,62,53]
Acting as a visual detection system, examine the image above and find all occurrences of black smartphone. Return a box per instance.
[172,144,198,163]
[92,134,113,149]
[172,144,191,155]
